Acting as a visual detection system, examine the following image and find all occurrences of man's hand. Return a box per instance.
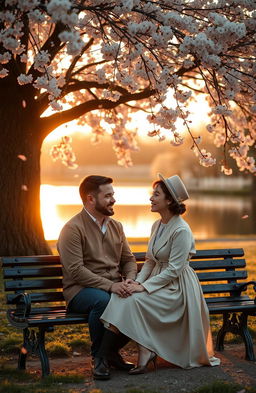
[110,282,132,297]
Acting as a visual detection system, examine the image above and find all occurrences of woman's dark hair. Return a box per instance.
[153,180,186,215]
[79,175,113,203]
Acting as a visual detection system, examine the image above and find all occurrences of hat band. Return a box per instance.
[166,182,180,203]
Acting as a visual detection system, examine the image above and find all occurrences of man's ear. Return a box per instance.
[87,194,95,204]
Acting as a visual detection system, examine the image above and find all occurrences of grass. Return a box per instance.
[0,366,85,393]
[0,333,22,355]
[0,375,256,393]
[0,239,255,392]
[193,381,256,393]
[45,341,70,357]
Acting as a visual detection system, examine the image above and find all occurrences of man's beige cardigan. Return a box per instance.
[57,209,137,305]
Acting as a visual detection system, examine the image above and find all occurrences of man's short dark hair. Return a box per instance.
[79,175,113,203]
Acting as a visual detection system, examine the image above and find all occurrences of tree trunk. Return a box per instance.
[0,83,52,256]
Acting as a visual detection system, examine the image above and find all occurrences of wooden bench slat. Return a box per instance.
[3,260,246,280]
[1,248,244,266]
[8,311,88,326]
[4,267,63,279]
[25,318,88,327]
[190,248,244,258]
[197,270,247,281]
[205,295,250,303]
[6,292,65,304]
[207,299,254,307]
[5,279,63,291]
[201,283,245,294]
[11,306,67,314]
[208,300,256,314]
[190,258,246,270]
[1,255,60,266]
[133,249,245,262]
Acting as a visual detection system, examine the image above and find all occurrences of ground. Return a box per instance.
[6,343,256,392]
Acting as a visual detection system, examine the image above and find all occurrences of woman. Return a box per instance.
[100,174,220,373]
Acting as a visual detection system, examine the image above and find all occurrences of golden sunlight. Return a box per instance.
[40,185,151,240]
[132,94,210,140]
[44,93,210,143]
[44,120,91,142]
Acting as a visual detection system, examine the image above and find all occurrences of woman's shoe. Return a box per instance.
[129,345,157,375]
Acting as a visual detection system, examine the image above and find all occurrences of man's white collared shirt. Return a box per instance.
[83,207,109,234]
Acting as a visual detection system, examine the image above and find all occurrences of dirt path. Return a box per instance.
[19,343,256,392]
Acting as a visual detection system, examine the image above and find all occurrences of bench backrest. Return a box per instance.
[1,248,246,305]
[136,248,247,298]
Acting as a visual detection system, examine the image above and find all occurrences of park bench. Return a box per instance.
[1,247,256,377]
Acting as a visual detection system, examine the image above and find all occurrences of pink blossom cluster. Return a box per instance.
[50,136,78,169]
[0,0,255,173]
[112,127,139,167]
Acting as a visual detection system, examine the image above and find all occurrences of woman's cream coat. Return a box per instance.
[101,215,220,368]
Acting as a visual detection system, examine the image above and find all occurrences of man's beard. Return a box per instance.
[95,199,114,216]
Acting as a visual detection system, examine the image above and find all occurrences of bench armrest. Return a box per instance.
[235,281,256,302]
[10,292,31,317]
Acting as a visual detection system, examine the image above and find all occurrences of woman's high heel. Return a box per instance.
[129,344,157,375]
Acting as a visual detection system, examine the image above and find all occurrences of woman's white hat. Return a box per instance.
[158,173,189,204]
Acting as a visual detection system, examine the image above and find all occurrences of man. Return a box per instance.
[57,175,137,380]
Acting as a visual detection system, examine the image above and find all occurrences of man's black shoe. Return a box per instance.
[93,357,110,380]
[108,352,135,371]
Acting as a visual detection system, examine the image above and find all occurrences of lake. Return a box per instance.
[40,185,256,241]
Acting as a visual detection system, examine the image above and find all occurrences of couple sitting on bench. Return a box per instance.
[57,174,220,380]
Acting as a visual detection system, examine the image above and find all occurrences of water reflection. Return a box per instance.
[41,185,256,240]
[185,195,254,239]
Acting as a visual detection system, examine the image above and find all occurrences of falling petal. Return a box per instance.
[17,154,27,161]
[241,215,249,219]
[21,185,28,191]
[22,100,26,108]
[72,351,81,356]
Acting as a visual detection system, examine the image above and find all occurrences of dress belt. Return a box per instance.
[158,261,168,267]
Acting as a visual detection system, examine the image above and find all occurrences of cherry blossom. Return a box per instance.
[17,154,27,161]
[50,136,78,169]
[0,0,255,173]
[17,74,33,85]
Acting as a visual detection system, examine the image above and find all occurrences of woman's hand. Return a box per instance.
[124,278,139,285]
[126,283,145,293]
[111,282,132,297]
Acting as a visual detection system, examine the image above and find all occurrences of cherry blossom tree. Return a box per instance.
[0,0,255,255]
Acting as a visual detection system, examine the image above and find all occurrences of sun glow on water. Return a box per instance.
[40,184,255,241]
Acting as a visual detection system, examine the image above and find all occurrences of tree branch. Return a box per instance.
[39,87,155,138]
[28,22,65,79]
[64,37,94,83]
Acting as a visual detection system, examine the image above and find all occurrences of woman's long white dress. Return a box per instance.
[101,215,220,369]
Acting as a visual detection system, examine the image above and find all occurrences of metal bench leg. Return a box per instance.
[18,328,29,370]
[216,312,255,361]
[215,313,228,351]
[37,328,50,377]
[17,327,50,376]
[239,313,255,361]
